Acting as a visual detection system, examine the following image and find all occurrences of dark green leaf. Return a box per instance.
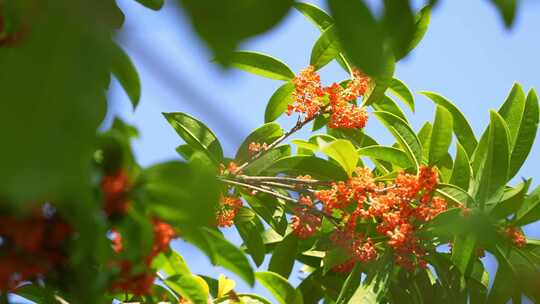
[362,56,396,106]
[470,111,510,209]
[236,209,266,267]
[235,122,284,163]
[265,82,295,122]
[373,111,422,172]
[388,78,415,112]
[230,51,295,81]
[264,155,348,181]
[111,43,141,109]
[310,25,340,70]
[436,183,476,207]
[178,0,293,63]
[293,2,333,30]
[134,0,164,10]
[449,142,472,190]
[421,92,477,157]
[256,271,304,304]
[358,145,413,169]
[336,264,362,304]
[451,234,476,275]
[489,0,517,28]
[383,0,415,60]
[515,185,540,226]
[372,95,408,122]
[328,0,387,76]
[490,179,530,220]
[163,112,223,164]
[508,89,539,178]
[429,106,453,166]
[269,233,299,279]
[244,145,291,175]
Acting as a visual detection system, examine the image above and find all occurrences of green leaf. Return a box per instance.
[508,89,539,178]
[235,122,284,163]
[165,274,209,304]
[244,145,291,176]
[449,142,472,190]
[214,293,273,304]
[429,106,453,166]
[111,43,141,109]
[336,264,362,304]
[489,0,517,27]
[268,233,299,279]
[265,155,348,181]
[230,51,295,81]
[358,145,413,169]
[498,83,526,150]
[436,183,476,207]
[293,2,333,31]
[383,0,415,60]
[265,82,295,122]
[242,193,287,234]
[163,112,223,164]
[153,250,191,276]
[318,139,359,177]
[362,56,396,106]
[328,0,387,77]
[256,272,304,304]
[310,25,340,70]
[373,111,421,172]
[515,185,540,226]
[143,160,219,227]
[134,0,164,10]
[451,234,476,275]
[348,272,389,304]
[406,5,431,55]
[372,95,408,122]
[417,121,433,164]
[490,179,530,220]
[236,209,266,267]
[388,78,415,112]
[421,92,477,157]
[178,0,293,63]
[470,111,510,209]
[202,228,255,286]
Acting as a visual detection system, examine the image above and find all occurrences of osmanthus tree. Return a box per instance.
[1,1,539,304]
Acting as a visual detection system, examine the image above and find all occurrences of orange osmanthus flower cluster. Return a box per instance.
[110,218,176,295]
[248,142,268,156]
[101,170,132,216]
[287,66,370,129]
[0,206,71,291]
[505,227,526,248]
[291,196,322,239]
[216,195,243,227]
[292,166,449,272]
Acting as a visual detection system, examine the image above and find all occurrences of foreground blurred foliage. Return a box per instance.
[0,0,537,303]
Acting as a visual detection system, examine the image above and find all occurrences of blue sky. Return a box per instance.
[104,0,540,301]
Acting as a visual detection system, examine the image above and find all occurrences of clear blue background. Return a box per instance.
[105,0,540,302]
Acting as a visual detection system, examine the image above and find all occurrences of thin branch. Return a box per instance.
[219,178,297,203]
[235,175,330,186]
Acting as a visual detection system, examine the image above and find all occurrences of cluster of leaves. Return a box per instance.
[0,0,537,304]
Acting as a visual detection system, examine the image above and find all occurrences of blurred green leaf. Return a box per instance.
[111,43,141,109]
[293,2,334,31]
[508,89,539,179]
[236,122,283,163]
[264,155,348,181]
[165,274,209,304]
[328,0,387,76]
[406,5,431,56]
[374,111,422,173]
[230,51,295,81]
[134,0,164,10]
[269,233,299,279]
[318,139,359,177]
[163,112,224,164]
[310,25,340,70]
[470,111,510,209]
[265,82,295,122]
[489,0,517,28]
[358,145,413,169]
[383,0,415,60]
[256,271,304,304]
[178,0,293,63]
[236,208,266,267]
[421,92,477,157]
[429,106,453,166]
[449,142,472,190]
[388,78,415,112]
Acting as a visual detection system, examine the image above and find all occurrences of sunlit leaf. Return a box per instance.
[230,51,295,81]
[256,272,304,304]
[268,233,299,279]
[265,82,295,122]
[358,145,413,169]
[449,142,472,190]
[310,25,340,70]
[165,274,209,304]
[244,145,291,175]
[372,95,408,122]
[318,139,359,177]
[293,2,333,31]
[515,185,540,226]
[264,155,348,181]
[235,122,283,163]
[388,78,415,112]
[429,106,453,166]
